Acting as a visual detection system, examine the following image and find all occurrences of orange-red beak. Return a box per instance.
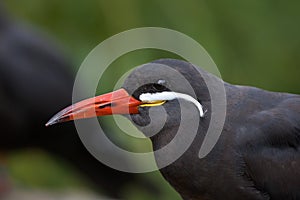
[45,89,142,126]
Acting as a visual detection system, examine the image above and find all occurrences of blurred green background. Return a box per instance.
[2,0,300,199]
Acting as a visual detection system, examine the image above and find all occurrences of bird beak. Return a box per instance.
[45,89,142,126]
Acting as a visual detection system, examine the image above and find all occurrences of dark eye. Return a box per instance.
[152,83,166,91]
[132,83,170,100]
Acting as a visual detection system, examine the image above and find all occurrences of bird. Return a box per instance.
[0,3,160,198]
[46,58,300,200]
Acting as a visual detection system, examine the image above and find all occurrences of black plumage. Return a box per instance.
[122,59,300,200]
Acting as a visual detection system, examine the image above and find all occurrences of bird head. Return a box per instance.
[46,59,211,131]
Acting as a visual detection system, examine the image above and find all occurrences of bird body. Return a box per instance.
[48,59,300,200]
[156,82,300,200]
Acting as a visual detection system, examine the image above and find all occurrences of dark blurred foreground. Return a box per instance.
[0,4,170,200]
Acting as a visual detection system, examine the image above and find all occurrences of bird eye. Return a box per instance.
[152,83,165,91]
[131,83,170,100]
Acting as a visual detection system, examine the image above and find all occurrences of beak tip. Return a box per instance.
[45,116,60,127]
[45,109,70,127]
[45,121,54,127]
